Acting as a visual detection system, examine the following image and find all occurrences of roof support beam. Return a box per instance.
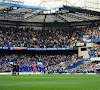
[43,15,47,23]
[63,13,90,21]
[0,6,16,13]
[63,5,100,16]
[20,9,35,14]
[25,11,43,20]
[53,14,68,22]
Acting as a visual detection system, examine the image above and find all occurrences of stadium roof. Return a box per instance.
[0,2,100,23]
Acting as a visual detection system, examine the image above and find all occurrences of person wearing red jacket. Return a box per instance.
[33,64,36,74]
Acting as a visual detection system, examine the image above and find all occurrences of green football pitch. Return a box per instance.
[0,74,100,90]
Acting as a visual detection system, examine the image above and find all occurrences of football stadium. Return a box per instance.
[0,0,100,90]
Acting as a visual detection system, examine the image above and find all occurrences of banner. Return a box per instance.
[0,46,10,50]
[86,39,91,43]
[27,48,72,51]
[91,38,100,43]
[91,57,100,61]
[86,38,100,43]
[0,47,72,51]
[11,47,26,50]
[77,43,84,46]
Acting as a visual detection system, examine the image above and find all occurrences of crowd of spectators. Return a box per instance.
[32,28,74,48]
[90,44,100,57]
[72,25,100,43]
[0,53,82,72]
[35,54,83,73]
[0,26,74,48]
[0,26,32,47]
[68,61,97,73]
[0,53,97,73]
[0,54,34,72]
[0,25,100,48]
[0,25,100,73]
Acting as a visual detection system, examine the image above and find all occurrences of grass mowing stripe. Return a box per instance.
[0,74,100,90]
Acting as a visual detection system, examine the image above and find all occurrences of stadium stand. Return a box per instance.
[0,1,100,74]
[0,53,81,72]
[0,25,100,48]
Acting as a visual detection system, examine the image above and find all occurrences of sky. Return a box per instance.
[0,0,99,12]
[24,0,85,8]
[24,0,41,6]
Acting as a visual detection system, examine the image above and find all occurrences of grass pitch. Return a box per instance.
[0,74,100,90]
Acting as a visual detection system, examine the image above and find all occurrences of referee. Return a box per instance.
[16,63,19,75]
[12,63,16,76]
